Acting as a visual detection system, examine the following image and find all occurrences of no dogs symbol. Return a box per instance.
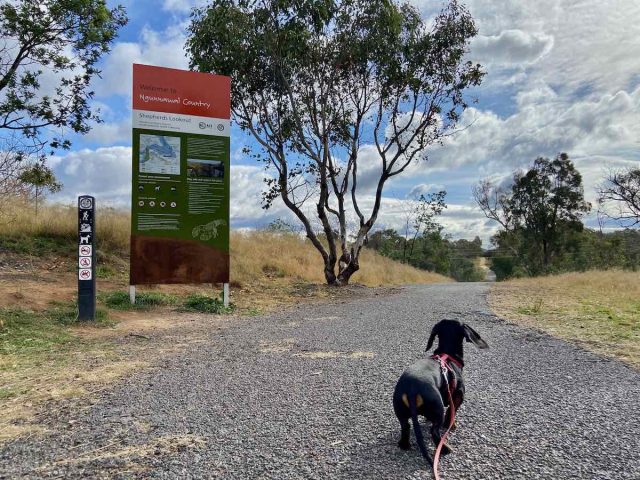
[79,269,92,280]
[79,257,92,268]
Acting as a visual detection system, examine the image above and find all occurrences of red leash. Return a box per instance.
[431,355,458,480]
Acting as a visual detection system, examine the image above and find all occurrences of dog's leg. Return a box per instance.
[430,423,453,455]
[398,417,411,450]
[393,394,412,450]
[444,393,462,429]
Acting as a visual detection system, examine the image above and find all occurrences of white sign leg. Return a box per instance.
[223,283,229,307]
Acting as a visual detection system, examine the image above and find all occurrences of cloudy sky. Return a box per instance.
[50,0,640,245]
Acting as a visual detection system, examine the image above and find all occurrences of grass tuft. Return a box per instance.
[180,294,234,314]
[101,291,180,310]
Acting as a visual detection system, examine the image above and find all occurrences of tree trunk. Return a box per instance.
[323,258,339,285]
[337,256,359,285]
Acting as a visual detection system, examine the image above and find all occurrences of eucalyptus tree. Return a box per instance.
[0,0,127,197]
[188,0,484,285]
[474,153,591,272]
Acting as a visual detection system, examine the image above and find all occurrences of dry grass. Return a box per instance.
[0,198,129,256]
[230,231,450,287]
[490,270,640,368]
[1,199,449,288]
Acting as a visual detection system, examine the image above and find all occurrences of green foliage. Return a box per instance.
[181,294,234,314]
[366,229,485,282]
[450,257,484,282]
[489,256,518,281]
[101,291,180,310]
[17,162,62,215]
[0,0,127,179]
[477,153,593,276]
[489,229,640,280]
[509,154,591,269]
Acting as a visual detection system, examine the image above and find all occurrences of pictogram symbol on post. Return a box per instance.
[79,269,92,280]
[79,245,92,256]
[79,257,92,268]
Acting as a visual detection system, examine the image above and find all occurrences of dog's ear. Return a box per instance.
[463,324,489,349]
[425,320,442,352]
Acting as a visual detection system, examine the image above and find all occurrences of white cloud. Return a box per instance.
[471,29,554,66]
[51,147,133,207]
[407,183,446,198]
[425,85,640,173]
[162,0,207,13]
[96,26,189,97]
[49,148,286,227]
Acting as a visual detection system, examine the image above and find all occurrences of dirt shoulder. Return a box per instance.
[489,270,640,369]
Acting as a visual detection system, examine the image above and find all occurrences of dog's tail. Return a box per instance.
[408,395,433,468]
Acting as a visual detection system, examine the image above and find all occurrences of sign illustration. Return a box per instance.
[130,64,230,285]
[79,269,92,280]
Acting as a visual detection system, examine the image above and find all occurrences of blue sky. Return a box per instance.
[49,0,640,245]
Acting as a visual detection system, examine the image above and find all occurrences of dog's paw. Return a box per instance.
[398,440,411,451]
[441,443,454,455]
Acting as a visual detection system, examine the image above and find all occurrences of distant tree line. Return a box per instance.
[363,192,486,282]
[475,153,639,280]
[366,228,486,282]
[366,153,639,283]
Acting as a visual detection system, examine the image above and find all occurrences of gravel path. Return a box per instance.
[1,283,639,479]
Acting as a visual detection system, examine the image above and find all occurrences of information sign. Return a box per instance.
[130,64,231,285]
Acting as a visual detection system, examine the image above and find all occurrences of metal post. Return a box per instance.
[223,283,230,307]
[78,196,96,320]
[129,285,136,305]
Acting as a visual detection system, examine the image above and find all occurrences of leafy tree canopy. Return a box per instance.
[0,0,127,155]
[475,153,591,273]
[188,0,483,285]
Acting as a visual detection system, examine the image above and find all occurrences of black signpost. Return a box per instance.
[78,196,96,320]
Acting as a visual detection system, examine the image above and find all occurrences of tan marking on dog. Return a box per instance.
[401,394,424,408]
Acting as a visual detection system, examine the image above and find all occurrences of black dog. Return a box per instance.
[393,319,488,466]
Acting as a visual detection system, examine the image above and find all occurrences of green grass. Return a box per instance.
[515,298,544,315]
[100,290,233,314]
[0,307,74,357]
[0,234,75,257]
[0,302,112,358]
[180,294,234,314]
[100,291,180,310]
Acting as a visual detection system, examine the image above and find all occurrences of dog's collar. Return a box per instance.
[431,353,463,370]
